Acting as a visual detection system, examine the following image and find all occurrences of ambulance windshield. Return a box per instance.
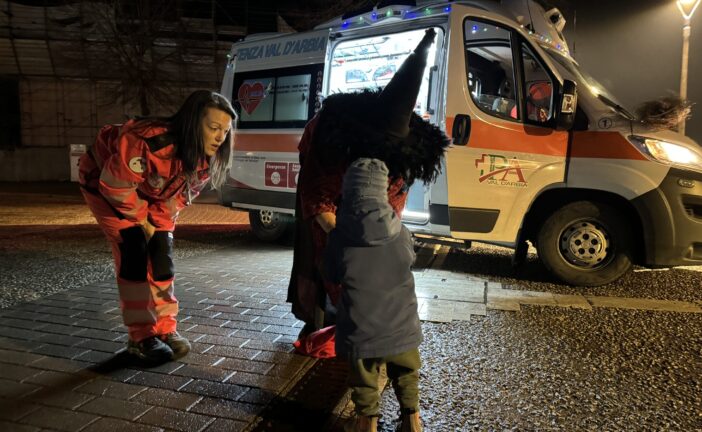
[546,50,635,120]
[328,27,442,118]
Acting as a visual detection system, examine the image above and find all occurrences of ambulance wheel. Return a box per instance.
[249,210,290,242]
[537,201,633,286]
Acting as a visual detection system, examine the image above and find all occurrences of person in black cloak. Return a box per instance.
[287,28,449,341]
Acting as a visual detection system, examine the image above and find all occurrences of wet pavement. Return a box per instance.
[0,182,700,431]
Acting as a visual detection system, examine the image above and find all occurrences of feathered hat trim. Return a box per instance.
[312,90,449,186]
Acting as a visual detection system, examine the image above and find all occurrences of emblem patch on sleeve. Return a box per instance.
[128,157,147,174]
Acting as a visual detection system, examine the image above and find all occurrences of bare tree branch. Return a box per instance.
[82,0,185,116]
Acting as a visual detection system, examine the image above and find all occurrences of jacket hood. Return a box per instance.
[335,158,402,246]
[336,205,402,246]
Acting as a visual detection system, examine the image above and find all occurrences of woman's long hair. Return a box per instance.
[168,90,237,189]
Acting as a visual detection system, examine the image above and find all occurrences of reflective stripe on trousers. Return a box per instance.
[81,188,179,342]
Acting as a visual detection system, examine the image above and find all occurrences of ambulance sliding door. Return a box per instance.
[444,7,569,243]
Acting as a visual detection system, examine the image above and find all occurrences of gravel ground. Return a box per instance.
[444,244,702,303]
[378,308,702,431]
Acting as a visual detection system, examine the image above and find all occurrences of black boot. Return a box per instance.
[161,331,191,359]
[127,336,173,364]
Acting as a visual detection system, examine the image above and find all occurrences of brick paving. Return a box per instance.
[0,240,315,432]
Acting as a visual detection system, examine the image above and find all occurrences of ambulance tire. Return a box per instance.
[249,210,290,242]
[537,201,633,287]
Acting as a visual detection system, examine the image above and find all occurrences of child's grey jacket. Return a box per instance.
[323,158,422,361]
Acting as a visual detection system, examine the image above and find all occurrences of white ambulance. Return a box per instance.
[219,0,702,286]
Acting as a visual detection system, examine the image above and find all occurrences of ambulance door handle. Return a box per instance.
[452,114,471,146]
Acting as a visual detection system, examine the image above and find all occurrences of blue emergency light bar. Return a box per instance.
[315,1,452,31]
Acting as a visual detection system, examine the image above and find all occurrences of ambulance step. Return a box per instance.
[413,233,471,249]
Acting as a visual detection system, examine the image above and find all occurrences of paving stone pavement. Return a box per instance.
[0,242,311,432]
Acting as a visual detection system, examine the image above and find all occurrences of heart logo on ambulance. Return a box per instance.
[237,82,266,115]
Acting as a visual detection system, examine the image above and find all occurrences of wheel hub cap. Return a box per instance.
[560,221,610,268]
[260,210,274,226]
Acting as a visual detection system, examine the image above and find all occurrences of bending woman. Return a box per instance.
[79,90,236,364]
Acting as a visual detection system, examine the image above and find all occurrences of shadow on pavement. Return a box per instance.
[251,358,350,432]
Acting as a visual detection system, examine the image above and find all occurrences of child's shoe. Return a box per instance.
[126,336,173,364]
[161,331,191,359]
[344,415,378,432]
[397,409,422,432]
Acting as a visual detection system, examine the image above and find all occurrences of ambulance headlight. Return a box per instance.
[629,135,702,171]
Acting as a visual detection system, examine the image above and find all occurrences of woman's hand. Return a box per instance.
[140,220,156,242]
[315,212,336,233]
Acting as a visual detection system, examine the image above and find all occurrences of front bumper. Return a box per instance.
[632,167,702,266]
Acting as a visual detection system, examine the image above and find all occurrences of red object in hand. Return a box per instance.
[293,325,336,358]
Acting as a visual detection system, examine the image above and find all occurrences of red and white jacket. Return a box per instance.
[82,119,209,230]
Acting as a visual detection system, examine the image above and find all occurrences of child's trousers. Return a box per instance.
[348,348,421,416]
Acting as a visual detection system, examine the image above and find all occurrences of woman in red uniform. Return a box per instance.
[79,90,236,363]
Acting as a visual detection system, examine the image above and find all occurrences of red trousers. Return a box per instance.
[81,189,179,342]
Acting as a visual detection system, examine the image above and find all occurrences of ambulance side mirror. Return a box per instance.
[556,79,577,131]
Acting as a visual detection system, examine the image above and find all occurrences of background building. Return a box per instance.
[0,0,699,181]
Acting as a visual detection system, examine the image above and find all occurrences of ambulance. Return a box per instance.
[219,0,702,286]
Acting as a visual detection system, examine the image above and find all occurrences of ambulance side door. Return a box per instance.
[444,7,569,243]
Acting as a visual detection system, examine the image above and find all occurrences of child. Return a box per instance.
[324,158,423,432]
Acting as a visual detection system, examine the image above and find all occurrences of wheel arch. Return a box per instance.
[520,188,646,265]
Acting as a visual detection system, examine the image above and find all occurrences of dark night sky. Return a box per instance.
[551,0,702,141]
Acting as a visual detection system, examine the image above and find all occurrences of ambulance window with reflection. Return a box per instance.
[234,67,318,128]
[468,71,481,99]
[328,27,441,118]
[274,75,311,121]
[463,19,520,121]
[521,43,554,124]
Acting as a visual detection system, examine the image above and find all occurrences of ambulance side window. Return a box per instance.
[233,64,323,129]
[238,75,311,123]
[463,19,519,121]
[275,75,311,121]
[520,43,554,124]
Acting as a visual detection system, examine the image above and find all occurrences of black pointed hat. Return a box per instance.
[376,28,436,139]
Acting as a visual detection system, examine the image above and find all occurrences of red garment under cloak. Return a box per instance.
[286,116,408,326]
